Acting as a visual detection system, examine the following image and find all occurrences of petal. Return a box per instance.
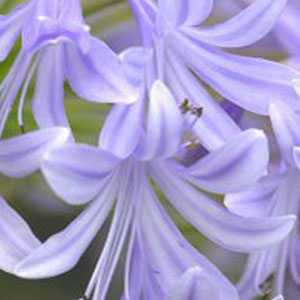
[170,33,300,115]
[0,127,71,178]
[124,232,144,300]
[238,242,283,298]
[159,0,213,27]
[99,101,143,159]
[64,38,138,104]
[225,175,280,218]
[135,81,183,160]
[99,47,146,159]
[220,99,244,124]
[182,0,287,48]
[14,178,117,279]
[237,253,267,300]
[269,102,300,165]
[138,185,238,300]
[166,52,241,151]
[187,129,269,194]
[22,0,90,52]
[90,162,142,300]
[0,196,41,274]
[151,161,296,252]
[32,44,69,128]
[289,234,300,284]
[119,47,147,89]
[165,267,221,300]
[41,144,120,205]
[293,147,300,171]
[0,3,29,61]
[274,5,300,56]
[128,0,156,47]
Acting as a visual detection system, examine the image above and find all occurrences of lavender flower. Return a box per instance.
[0,114,295,299]
[128,0,299,117]
[225,101,300,299]
[0,0,136,134]
[0,1,298,299]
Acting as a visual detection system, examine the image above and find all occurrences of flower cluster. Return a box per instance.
[0,0,299,299]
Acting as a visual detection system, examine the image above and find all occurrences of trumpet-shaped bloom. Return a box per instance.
[0,33,291,297]
[0,122,296,299]
[226,102,300,299]
[0,2,299,299]
[127,0,299,116]
[0,0,136,135]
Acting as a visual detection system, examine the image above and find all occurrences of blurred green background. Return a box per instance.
[0,1,246,299]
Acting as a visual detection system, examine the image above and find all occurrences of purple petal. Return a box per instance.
[182,0,287,48]
[269,102,300,165]
[274,4,300,56]
[170,33,299,115]
[290,234,300,284]
[14,179,117,279]
[32,44,69,128]
[119,47,147,88]
[135,81,183,160]
[225,175,280,218]
[22,0,90,52]
[135,184,238,300]
[152,161,296,252]
[293,147,300,172]
[158,0,213,27]
[165,267,221,300]
[124,232,144,300]
[0,127,71,178]
[90,162,141,300]
[187,129,269,194]
[220,99,244,125]
[99,47,146,159]
[99,102,143,159]
[41,144,120,205]
[64,38,138,104]
[128,0,156,47]
[0,3,29,61]
[0,197,41,274]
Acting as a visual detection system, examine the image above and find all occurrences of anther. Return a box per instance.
[19,124,25,134]
[180,98,203,118]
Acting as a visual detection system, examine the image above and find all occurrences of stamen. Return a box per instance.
[17,56,39,133]
[0,52,32,137]
[180,98,203,117]
[180,98,203,128]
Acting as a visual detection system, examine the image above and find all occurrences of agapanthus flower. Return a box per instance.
[127,0,299,118]
[0,0,136,135]
[0,2,298,300]
[225,100,300,299]
[0,82,296,300]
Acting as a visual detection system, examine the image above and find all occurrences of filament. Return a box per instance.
[0,51,32,136]
[17,55,39,133]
